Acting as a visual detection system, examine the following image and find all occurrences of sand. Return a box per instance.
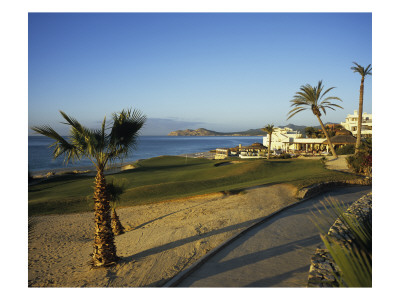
[324,155,351,172]
[28,183,298,287]
[297,155,351,172]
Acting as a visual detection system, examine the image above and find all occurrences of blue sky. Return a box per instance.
[28,13,372,135]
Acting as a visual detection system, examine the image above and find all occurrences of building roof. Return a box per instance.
[335,128,353,136]
[323,135,356,144]
[229,142,267,151]
[292,138,326,144]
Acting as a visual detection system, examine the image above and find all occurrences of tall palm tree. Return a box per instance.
[288,80,343,159]
[262,124,274,159]
[351,62,372,153]
[31,108,146,267]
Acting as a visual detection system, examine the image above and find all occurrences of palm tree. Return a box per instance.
[31,108,146,267]
[351,62,372,153]
[288,80,343,159]
[262,124,274,159]
[106,177,127,236]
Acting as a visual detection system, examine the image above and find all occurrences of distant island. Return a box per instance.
[167,124,313,136]
[168,128,264,136]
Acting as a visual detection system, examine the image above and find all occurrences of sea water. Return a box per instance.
[28,135,263,173]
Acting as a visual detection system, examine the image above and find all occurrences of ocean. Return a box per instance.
[28,135,263,173]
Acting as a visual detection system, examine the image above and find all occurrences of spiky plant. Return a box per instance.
[312,197,372,287]
[351,62,372,154]
[288,80,343,158]
[261,124,274,159]
[31,108,146,267]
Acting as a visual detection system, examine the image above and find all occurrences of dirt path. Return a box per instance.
[324,155,351,172]
[175,186,372,287]
[28,183,298,287]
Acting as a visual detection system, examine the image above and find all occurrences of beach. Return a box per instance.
[28,183,298,287]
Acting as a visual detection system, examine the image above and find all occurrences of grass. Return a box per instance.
[29,155,361,216]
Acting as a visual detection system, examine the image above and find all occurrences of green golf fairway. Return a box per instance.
[28,156,360,216]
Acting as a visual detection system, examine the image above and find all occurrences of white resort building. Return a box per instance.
[340,110,372,138]
[214,111,372,159]
[261,127,327,153]
[261,127,302,153]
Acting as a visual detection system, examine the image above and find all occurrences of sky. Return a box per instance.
[28,13,372,135]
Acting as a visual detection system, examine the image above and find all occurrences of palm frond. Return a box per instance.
[31,125,80,164]
[101,116,107,150]
[323,103,344,110]
[320,86,337,99]
[288,80,342,120]
[351,62,372,77]
[287,107,307,120]
[108,108,146,162]
[262,124,274,134]
[59,110,99,154]
[59,111,84,132]
[320,96,343,104]
[365,64,372,76]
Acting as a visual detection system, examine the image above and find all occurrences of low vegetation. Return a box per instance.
[335,144,355,155]
[346,138,372,176]
[29,155,361,216]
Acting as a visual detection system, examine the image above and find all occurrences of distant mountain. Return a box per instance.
[167,123,338,136]
[279,124,308,135]
[279,123,338,136]
[167,128,265,136]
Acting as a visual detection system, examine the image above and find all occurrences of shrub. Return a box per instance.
[277,153,292,159]
[346,139,372,176]
[336,144,355,155]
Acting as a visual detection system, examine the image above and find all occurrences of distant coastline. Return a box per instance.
[167,128,264,136]
[167,124,313,136]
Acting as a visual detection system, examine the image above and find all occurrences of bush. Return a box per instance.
[346,139,372,176]
[336,144,355,155]
[276,153,292,159]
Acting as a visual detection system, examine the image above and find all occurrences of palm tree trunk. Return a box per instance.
[92,170,118,267]
[268,133,272,159]
[355,77,365,154]
[316,115,338,159]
